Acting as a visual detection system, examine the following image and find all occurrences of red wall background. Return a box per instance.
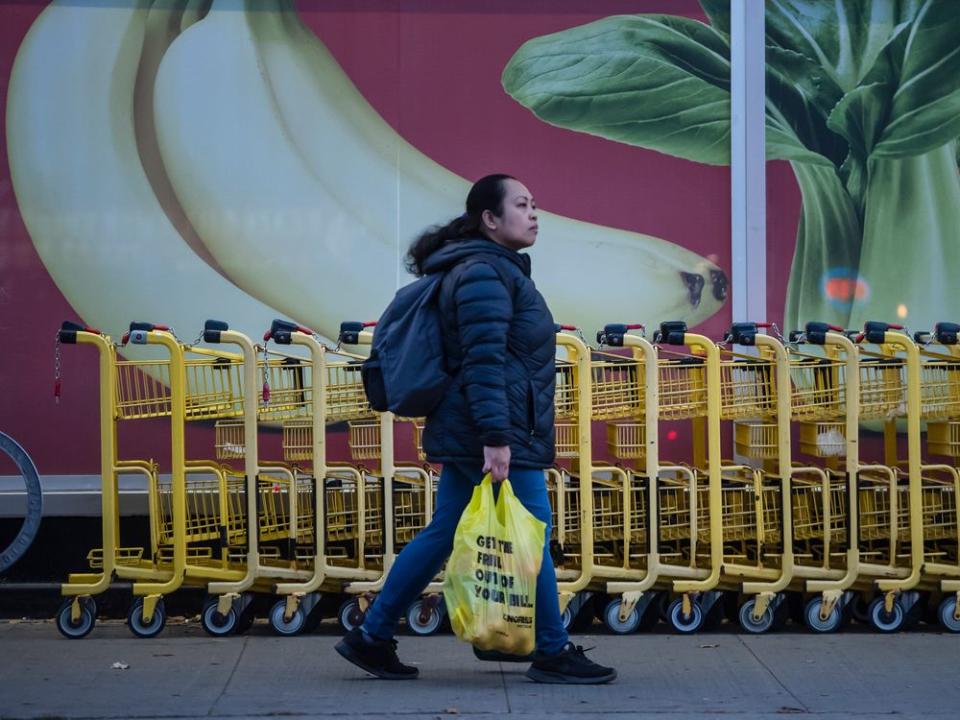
[0,1,769,477]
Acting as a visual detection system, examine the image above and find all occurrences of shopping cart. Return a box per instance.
[912,323,960,632]
[243,320,387,636]
[593,324,699,633]
[790,325,861,631]
[539,325,606,627]
[150,321,328,638]
[846,321,933,631]
[54,323,164,638]
[584,322,722,633]
[333,321,448,635]
[782,321,920,631]
[55,321,269,638]
[347,415,445,635]
[715,323,808,633]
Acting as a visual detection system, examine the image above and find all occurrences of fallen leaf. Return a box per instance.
[699,643,719,649]
[111,662,130,670]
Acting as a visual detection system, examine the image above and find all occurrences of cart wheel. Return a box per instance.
[338,598,365,633]
[560,604,574,631]
[56,598,96,639]
[201,598,238,637]
[668,598,704,634]
[738,597,775,634]
[937,596,960,633]
[850,594,871,624]
[868,597,904,633]
[269,600,306,636]
[804,597,843,634]
[128,598,166,638]
[603,598,640,635]
[405,599,444,636]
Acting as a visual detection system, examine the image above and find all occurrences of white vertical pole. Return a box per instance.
[730,0,767,323]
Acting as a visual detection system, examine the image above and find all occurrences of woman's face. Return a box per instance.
[484,179,538,251]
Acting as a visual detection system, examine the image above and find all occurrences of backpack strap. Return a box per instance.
[460,254,517,301]
[440,254,527,374]
[438,254,517,322]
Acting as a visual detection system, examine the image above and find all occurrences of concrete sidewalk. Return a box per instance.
[0,620,957,719]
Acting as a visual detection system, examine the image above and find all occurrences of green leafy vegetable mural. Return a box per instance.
[502,0,960,333]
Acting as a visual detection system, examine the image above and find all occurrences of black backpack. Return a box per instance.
[356,257,512,418]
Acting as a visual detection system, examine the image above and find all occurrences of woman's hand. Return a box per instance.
[482,445,511,483]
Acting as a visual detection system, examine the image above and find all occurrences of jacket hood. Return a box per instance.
[421,238,531,277]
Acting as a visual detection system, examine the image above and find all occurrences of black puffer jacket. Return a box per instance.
[421,238,556,468]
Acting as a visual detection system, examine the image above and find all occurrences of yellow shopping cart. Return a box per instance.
[249,319,387,636]
[540,325,613,628]
[593,324,700,634]
[912,323,960,632]
[848,321,937,631]
[331,321,448,635]
[778,322,866,632]
[54,321,263,638]
[716,323,812,633]
[583,322,722,634]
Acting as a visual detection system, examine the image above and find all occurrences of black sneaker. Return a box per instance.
[335,628,419,680]
[525,642,617,684]
[473,645,536,663]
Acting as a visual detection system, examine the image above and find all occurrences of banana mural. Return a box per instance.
[6,1,289,356]
[7,0,727,347]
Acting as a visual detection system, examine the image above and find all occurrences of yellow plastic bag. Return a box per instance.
[443,474,546,656]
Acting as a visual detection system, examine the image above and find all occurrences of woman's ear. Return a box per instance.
[481,209,498,232]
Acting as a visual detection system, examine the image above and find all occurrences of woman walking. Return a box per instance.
[335,174,615,684]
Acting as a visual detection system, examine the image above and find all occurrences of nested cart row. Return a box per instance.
[53,316,960,638]
[53,319,439,639]
[549,320,958,634]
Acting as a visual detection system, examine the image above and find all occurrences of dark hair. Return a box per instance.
[405,173,516,276]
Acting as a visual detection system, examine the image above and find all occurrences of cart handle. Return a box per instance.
[120,322,170,346]
[724,322,765,346]
[601,323,645,332]
[795,321,847,345]
[653,320,687,346]
[933,322,960,346]
[57,320,102,345]
[857,321,905,345]
[200,319,230,344]
[339,321,376,345]
[55,321,103,402]
[263,319,316,344]
[596,323,645,346]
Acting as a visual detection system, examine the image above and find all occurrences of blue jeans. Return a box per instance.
[361,463,569,655]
